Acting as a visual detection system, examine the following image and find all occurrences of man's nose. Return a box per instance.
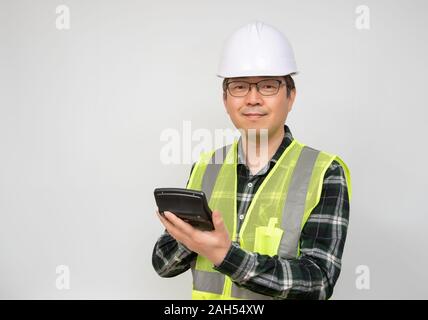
[246,84,263,105]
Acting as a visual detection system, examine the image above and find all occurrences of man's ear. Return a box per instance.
[287,88,296,113]
[223,93,229,114]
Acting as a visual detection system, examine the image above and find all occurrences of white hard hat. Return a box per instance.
[217,21,298,78]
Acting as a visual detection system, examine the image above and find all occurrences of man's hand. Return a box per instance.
[156,209,232,266]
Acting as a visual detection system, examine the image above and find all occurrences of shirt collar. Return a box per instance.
[237,124,294,175]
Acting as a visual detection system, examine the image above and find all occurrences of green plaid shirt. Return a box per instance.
[152,125,350,299]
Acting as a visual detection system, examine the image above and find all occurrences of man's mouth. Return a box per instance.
[243,112,266,119]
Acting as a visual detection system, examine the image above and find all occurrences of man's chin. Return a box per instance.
[236,126,271,137]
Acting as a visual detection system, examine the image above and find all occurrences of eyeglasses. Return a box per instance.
[226,79,285,97]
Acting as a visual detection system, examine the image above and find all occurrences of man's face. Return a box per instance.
[223,76,296,138]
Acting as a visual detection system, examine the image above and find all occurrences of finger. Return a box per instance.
[212,210,227,233]
[157,211,183,235]
[156,209,163,220]
[164,211,196,235]
[156,211,169,228]
[160,213,190,243]
[156,209,168,221]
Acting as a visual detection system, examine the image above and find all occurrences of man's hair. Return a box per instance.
[222,73,296,99]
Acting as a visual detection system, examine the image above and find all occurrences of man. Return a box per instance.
[152,21,352,300]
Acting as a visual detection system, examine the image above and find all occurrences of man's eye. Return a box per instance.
[231,85,245,90]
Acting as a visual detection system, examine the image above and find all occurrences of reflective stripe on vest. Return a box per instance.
[201,144,232,201]
[279,146,320,259]
[191,268,224,294]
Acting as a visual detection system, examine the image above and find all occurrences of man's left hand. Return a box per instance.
[157,209,232,266]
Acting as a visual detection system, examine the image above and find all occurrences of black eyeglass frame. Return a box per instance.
[225,79,286,97]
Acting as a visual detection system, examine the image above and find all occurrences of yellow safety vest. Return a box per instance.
[186,138,352,300]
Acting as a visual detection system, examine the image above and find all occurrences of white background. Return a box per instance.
[0,0,427,299]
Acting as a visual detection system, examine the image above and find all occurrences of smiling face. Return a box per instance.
[223,76,296,139]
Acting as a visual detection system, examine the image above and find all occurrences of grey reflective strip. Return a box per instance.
[231,283,273,300]
[201,144,232,201]
[191,269,225,294]
[278,146,320,259]
[192,145,231,296]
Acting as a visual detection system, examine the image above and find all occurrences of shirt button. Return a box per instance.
[248,182,253,188]
[239,214,244,220]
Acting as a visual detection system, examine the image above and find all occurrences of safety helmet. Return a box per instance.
[217,21,298,78]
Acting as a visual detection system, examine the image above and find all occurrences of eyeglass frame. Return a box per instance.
[224,79,287,97]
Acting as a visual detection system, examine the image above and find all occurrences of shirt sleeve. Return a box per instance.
[151,229,197,277]
[213,160,351,299]
[152,163,197,277]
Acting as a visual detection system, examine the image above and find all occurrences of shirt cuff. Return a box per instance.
[176,241,193,255]
[213,242,255,283]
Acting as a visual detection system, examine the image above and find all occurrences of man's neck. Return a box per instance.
[241,126,285,174]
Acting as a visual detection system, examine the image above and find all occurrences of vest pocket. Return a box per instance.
[253,217,283,256]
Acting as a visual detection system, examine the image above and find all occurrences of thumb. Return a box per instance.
[212,210,226,232]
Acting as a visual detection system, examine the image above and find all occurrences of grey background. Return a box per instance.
[1,0,427,299]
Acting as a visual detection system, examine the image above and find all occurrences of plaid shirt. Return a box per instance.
[152,125,350,299]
